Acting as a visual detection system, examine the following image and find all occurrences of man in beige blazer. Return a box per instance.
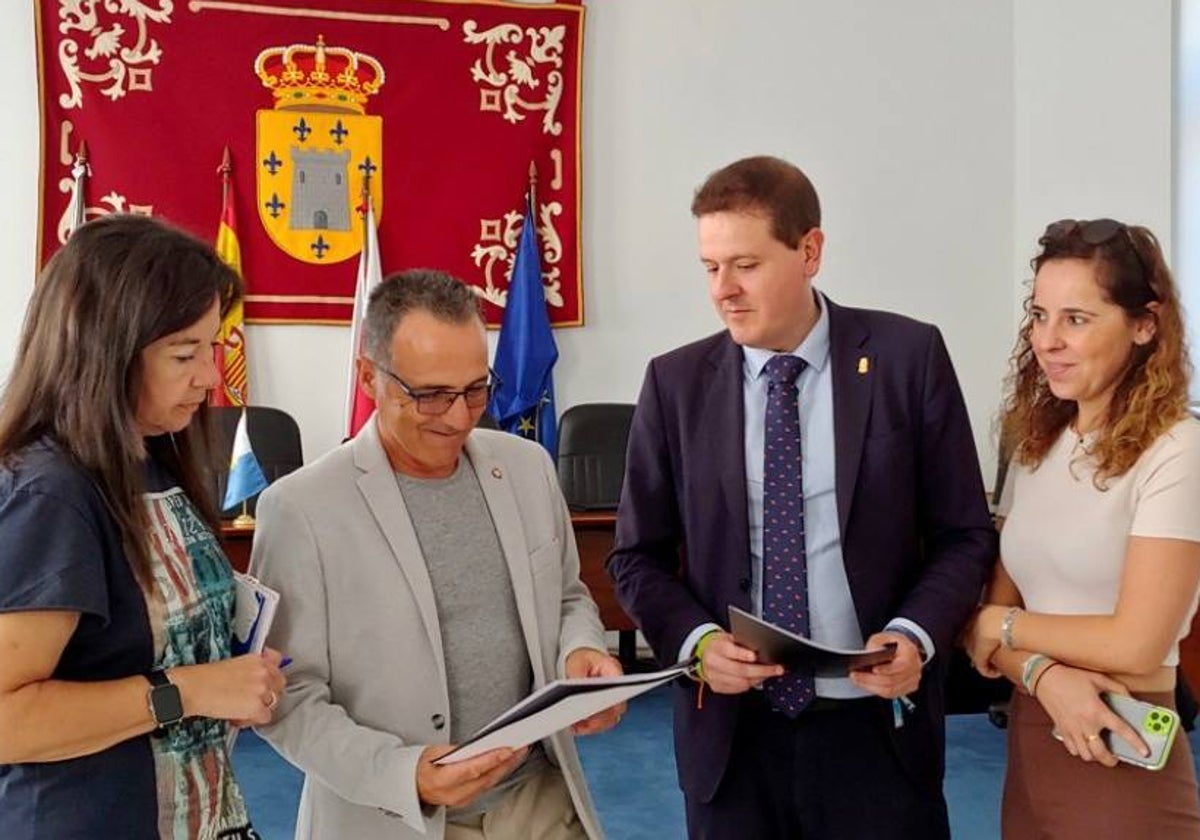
[251,269,621,840]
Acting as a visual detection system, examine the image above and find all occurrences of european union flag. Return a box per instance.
[489,194,558,456]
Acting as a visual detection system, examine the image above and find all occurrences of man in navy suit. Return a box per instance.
[608,156,997,839]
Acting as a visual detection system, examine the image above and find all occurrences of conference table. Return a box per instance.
[219,510,642,669]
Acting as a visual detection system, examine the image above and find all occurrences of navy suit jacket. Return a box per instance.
[608,298,997,803]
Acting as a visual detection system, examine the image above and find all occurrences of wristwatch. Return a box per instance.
[147,669,184,735]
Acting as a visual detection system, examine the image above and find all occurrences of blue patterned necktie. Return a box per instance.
[761,354,814,716]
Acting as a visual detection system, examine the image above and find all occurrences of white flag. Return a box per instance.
[345,199,383,438]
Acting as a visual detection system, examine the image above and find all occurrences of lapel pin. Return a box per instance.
[491,467,503,479]
[857,356,870,375]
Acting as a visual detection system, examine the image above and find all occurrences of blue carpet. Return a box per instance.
[233,687,1200,839]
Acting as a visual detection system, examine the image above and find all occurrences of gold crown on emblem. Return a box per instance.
[255,35,385,114]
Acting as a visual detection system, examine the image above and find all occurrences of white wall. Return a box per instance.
[0,2,1179,481]
[1014,0,1175,312]
[0,3,38,397]
[1179,0,1200,401]
[573,0,1015,481]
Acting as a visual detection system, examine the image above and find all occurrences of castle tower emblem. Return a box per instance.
[254,35,385,264]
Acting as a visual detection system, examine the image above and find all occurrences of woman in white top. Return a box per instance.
[964,218,1200,838]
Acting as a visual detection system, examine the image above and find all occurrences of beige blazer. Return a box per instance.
[250,420,606,839]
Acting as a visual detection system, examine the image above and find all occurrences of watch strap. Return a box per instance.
[148,669,171,689]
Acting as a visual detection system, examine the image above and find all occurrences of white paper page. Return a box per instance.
[435,664,690,765]
[231,572,280,656]
[227,572,280,753]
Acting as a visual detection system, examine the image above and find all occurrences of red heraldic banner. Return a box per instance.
[35,0,585,326]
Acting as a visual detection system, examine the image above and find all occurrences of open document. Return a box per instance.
[227,572,280,752]
[728,605,896,678]
[231,572,279,656]
[435,662,692,765]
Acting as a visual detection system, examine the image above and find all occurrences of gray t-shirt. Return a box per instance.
[396,456,547,819]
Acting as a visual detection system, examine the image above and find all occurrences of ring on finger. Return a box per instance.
[1086,733,1100,742]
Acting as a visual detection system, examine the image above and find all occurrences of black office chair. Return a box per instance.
[944,431,1015,721]
[555,403,635,510]
[556,403,638,668]
[205,406,304,517]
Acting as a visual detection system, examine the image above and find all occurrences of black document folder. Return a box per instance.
[728,605,897,678]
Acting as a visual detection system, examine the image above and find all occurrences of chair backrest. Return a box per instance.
[555,403,635,510]
[991,427,1014,508]
[205,406,304,516]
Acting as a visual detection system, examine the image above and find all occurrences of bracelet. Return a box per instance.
[1020,653,1052,694]
[692,630,721,684]
[999,607,1022,650]
[1029,661,1061,698]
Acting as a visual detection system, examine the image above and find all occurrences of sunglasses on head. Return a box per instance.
[1042,218,1128,244]
[1041,217,1151,287]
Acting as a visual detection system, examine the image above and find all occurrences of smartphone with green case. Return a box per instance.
[1100,692,1179,771]
[1050,692,1179,770]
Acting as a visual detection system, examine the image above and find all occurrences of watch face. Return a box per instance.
[151,684,185,726]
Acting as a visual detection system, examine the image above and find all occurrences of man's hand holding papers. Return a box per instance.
[848,630,923,700]
[564,647,625,735]
[416,744,530,808]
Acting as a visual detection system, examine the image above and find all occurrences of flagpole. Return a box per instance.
[528,159,537,213]
[218,145,232,214]
[216,147,233,408]
[345,168,374,438]
[360,166,372,252]
[66,140,90,238]
[525,160,549,444]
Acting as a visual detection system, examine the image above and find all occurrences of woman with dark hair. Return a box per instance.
[0,214,286,838]
[964,219,1200,836]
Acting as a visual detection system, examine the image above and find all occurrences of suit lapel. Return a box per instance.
[827,300,873,538]
[709,336,751,596]
[466,434,547,685]
[352,422,447,683]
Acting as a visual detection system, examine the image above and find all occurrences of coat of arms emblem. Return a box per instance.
[254,35,384,264]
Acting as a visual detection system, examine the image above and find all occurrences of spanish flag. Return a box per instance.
[212,149,249,407]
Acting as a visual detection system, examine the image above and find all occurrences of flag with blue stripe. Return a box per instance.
[222,408,269,510]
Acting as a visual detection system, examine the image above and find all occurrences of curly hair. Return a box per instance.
[1000,220,1192,486]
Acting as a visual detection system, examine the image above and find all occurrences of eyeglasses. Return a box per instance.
[371,361,498,416]
[1041,218,1150,286]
